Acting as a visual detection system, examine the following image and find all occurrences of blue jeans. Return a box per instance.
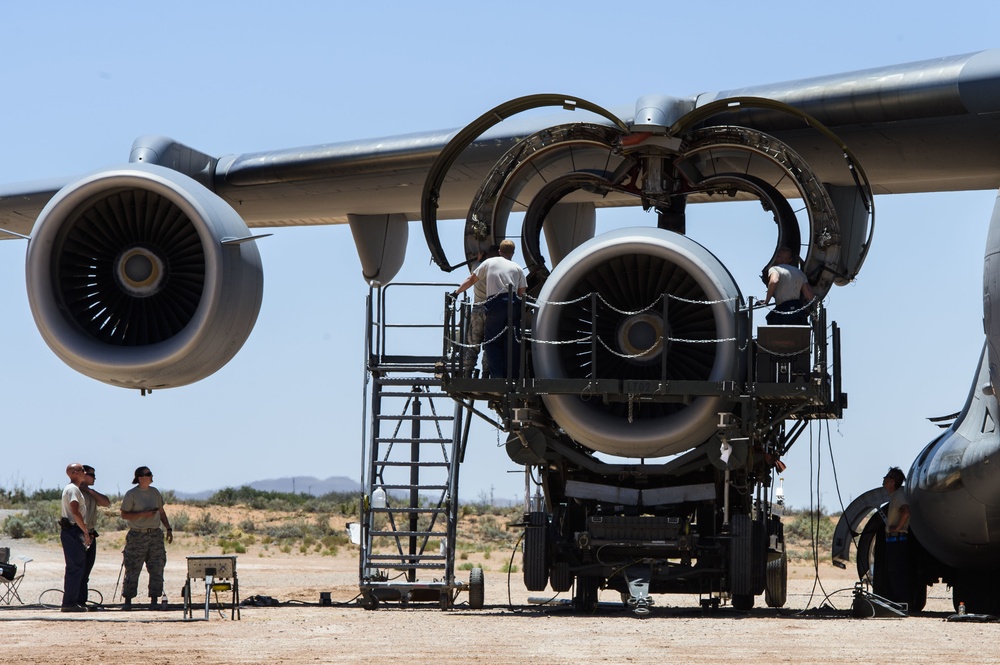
[766,299,809,325]
[60,525,87,607]
[484,294,521,379]
[79,534,97,605]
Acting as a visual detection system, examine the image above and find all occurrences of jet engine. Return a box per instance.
[532,227,743,458]
[26,163,264,390]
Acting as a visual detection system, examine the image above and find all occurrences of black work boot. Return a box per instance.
[122,598,132,611]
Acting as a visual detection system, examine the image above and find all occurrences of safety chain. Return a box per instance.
[764,297,817,317]
[596,292,738,316]
[521,333,593,346]
[447,329,737,352]
[445,325,511,349]
[597,335,660,359]
[756,342,812,357]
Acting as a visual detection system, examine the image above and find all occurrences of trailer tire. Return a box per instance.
[550,561,573,593]
[729,515,754,596]
[573,576,599,612]
[523,514,549,592]
[468,567,485,610]
[765,551,787,608]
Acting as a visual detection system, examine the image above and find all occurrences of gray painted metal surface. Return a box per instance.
[3,50,1000,237]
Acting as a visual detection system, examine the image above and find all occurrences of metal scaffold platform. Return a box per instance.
[357,283,482,610]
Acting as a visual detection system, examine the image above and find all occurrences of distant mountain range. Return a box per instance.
[171,474,518,506]
[171,475,361,501]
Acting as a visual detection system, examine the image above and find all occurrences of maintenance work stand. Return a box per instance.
[357,283,483,610]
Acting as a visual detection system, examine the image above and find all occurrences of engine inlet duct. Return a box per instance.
[26,163,264,390]
[532,227,742,458]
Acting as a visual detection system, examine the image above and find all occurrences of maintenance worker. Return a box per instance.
[453,239,527,379]
[881,466,911,605]
[120,466,173,610]
[59,463,91,612]
[764,247,814,325]
[460,244,500,377]
[79,464,110,609]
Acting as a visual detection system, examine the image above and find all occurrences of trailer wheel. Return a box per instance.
[573,576,599,612]
[468,567,485,610]
[523,513,549,591]
[550,561,573,593]
[765,551,787,608]
[360,591,378,611]
[729,515,755,596]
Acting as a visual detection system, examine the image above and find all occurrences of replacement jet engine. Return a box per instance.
[431,94,868,613]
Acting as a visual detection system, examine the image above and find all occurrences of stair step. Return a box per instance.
[371,530,448,538]
[374,376,442,385]
[366,563,448,570]
[375,461,451,468]
[375,437,452,444]
[369,554,447,561]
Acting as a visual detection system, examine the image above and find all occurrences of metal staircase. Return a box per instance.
[358,283,476,609]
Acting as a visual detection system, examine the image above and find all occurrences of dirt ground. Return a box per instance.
[1,530,997,665]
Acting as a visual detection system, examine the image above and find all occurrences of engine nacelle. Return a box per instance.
[26,163,264,390]
[532,228,742,458]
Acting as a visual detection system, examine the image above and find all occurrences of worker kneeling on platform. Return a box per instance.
[764,247,814,325]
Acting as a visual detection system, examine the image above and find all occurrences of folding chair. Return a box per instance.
[0,547,31,605]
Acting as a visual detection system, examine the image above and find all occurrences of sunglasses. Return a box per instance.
[138,472,153,477]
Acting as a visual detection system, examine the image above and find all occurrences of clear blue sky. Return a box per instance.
[1,2,998,510]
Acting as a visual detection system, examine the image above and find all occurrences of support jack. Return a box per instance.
[851,582,906,618]
[622,565,653,617]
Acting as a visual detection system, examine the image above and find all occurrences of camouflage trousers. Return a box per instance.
[462,306,487,376]
[122,529,166,600]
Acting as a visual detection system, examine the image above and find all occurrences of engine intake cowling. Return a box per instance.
[532,228,742,458]
[26,163,264,390]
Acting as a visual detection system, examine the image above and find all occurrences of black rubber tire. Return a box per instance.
[360,591,378,610]
[856,513,884,585]
[729,514,754,596]
[573,576,599,612]
[550,561,573,593]
[732,593,754,611]
[522,514,549,592]
[468,567,485,610]
[765,551,787,608]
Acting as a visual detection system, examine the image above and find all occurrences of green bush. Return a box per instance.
[265,522,308,540]
[190,512,229,536]
[173,511,191,532]
[1,485,61,507]
[2,501,59,538]
[785,509,835,544]
[3,515,26,538]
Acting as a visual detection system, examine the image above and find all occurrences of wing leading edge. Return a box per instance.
[2,48,1000,239]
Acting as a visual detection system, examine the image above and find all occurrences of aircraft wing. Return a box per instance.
[3,49,1000,240]
[5,48,1000,392]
